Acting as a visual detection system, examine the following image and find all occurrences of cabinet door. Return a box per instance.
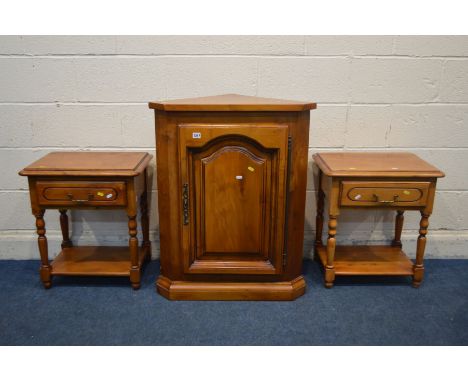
[179,124,289,274]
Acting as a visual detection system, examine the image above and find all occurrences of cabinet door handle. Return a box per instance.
[182,183,189,225]
[67,193,94,203]
[373,194,399,203]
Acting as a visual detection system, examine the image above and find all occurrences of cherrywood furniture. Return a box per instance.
[313,152,444,288]
[149,94,316,300]
[19,152,152,289]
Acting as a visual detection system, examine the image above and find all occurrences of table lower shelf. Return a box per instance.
[316,245,414,276]
[50,246,149,277]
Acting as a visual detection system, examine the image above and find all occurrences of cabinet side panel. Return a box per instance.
[284,111,310,279]
[154,110,182,278]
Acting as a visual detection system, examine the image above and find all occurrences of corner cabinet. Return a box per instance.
[149,94,316,300]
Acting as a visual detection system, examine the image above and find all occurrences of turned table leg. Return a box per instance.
[128,214,140,290]
[59,209,73,249]
[314,170,325,261]
[392,210,404,248]
[325,215,338,288]
[413,212,430,288]
[35,210,52,289]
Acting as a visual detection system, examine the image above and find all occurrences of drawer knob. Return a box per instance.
[67,193,94,203]
[373,194,399,203]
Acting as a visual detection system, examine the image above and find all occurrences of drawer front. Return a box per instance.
[340,181,430,207]
[36,181,127,207]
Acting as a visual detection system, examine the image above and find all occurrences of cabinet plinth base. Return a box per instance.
[156,275,306,301]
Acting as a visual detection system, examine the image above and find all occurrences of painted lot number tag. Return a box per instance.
[192,132,201,139]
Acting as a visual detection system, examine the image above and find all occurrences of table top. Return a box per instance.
[313,152,445,178]
[149,93,316,112]
[19,151,152,177]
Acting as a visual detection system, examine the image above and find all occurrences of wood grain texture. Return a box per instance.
[202,147,265,253]
[149,93,316,112]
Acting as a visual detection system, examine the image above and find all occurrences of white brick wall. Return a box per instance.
[1,35,467,260]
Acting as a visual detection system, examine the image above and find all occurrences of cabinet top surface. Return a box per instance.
[148,94,316,112]
[313,152,445,178]
[19,151,152,177]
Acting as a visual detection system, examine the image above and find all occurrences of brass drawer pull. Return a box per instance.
[373,194,399,203]
[67,193,94,203]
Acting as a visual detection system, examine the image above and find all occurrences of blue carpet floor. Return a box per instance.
[0,259,467,345]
